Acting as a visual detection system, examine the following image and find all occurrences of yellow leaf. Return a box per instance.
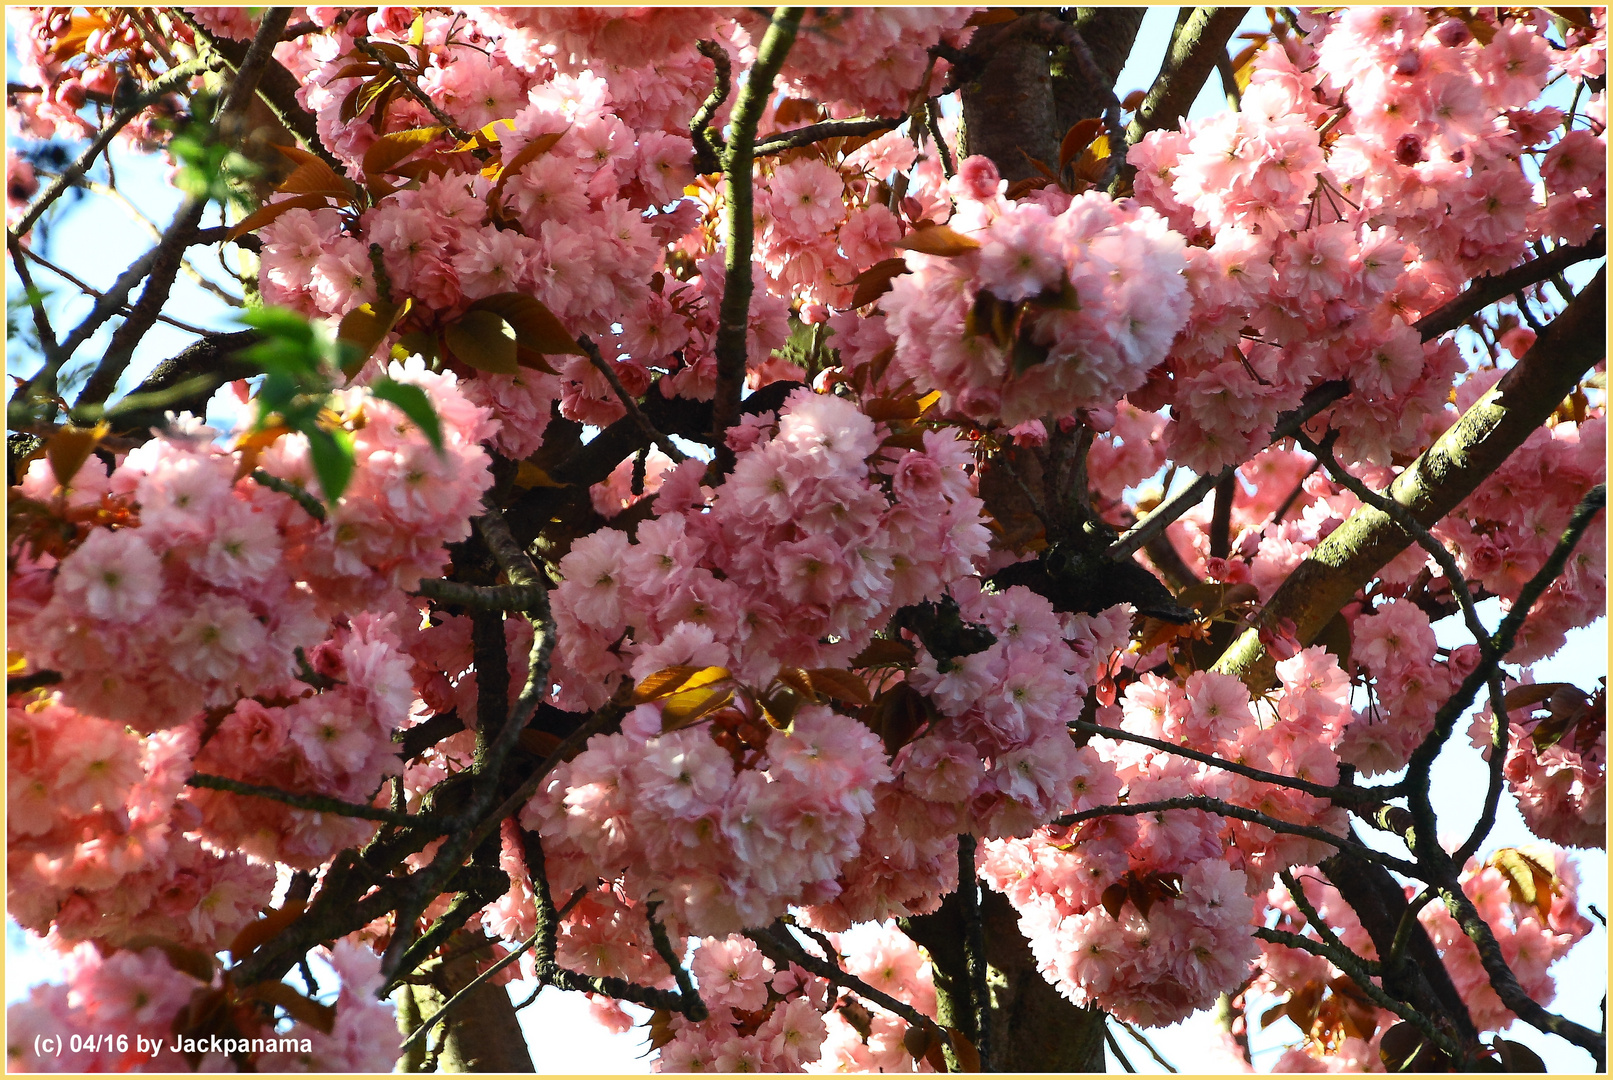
[659,685,734,732]
[895,224,981,257]
[444,310,520,374]
[1488,848,1558,924]
[514,462,568,489]
[1074,134,1111,185]
[487,128,570,217]
[633,665,731,704]
[45,420,109,488]
[916,390,942,414]
[8,650,30,675]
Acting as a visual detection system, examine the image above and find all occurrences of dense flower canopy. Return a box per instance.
[4,4,1606,1074]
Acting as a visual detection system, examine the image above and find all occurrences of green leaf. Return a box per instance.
[444,309,520,374]
[305,426,355,503]
[369,376,442,454]
[464,292,585,357]
[336,299,406,377]
[240,305,317,347]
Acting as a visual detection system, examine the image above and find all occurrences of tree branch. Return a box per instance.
[578,335,687,463]
[1414,231,1604,342]
[1108,379,1348,562]
[186,772,423,827]
[1213,268,1605,692]
[1114,7,1249,193]
[1051,795,1418,875]
[8,55,222,240]
[710,7,803,477]
[1069,719,1382,805]
[754,115,904,157]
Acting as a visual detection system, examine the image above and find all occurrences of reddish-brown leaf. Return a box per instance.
[895,224,981,257]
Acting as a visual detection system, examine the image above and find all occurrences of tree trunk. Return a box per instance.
[395,930,535,1072]
[1052,8,1147,132]
[957,22,1059,183]
[905,886,1108,1071]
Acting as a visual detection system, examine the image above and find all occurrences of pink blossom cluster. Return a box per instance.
[761,8,976,119]
[1469,676,1608,851]
[6,938,398,1073]
[9,427,327,728]
[8,694,272,953]
[188,613,416,868]
[253,359,497,613]
[6,943,208,1072]
[1435,389,1606,665]
[979,648,1353,1026]
[1335,598,1453,777]
[1418,848,1595,1032]
[550,389,990,707]
[522,703,891,936]
[255,940,403,1072]
[656,935,834,1072]
[882,157,1192,426]
[904,584,1122,837]
[1128,8,1603,474]
[814,924,941,1072]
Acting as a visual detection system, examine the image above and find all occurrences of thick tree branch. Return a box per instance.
[1213,268,1605,692]
[1114,7,1248,193]
[1414,231,1604,342]
[711,8,802,476]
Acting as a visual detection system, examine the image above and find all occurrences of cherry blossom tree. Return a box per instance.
[5,5,1607,1073]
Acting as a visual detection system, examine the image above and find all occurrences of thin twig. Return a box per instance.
[1252,926,1462,1061]
[186,772,423,827]
[578,335,687,463]
[1068,719,1381,805]
[353,38,472,145]
[1106,1025,1138,1073]
[1109,380,1349,561]
[20,247,218,336]
[747,921,953,1052]
[1051,795,1418,875]
[754,115,904,157]
[1414,230,1603,342]
[251,469,328,522]
[9,55,221,239]
[1110,1016,1178,1073]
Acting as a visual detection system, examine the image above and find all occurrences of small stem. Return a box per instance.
[353,38,472,144]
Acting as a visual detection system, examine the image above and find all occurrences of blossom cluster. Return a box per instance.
[882,156,1193,426]
[980,648,1353,1026]
[551,390,990,705]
